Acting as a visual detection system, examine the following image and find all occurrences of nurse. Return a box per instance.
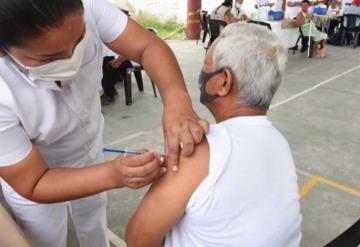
[0,0,208,247]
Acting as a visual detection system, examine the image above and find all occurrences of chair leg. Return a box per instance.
[202,30,208,43]
[151,81,158,98]
[341,31,346,46]
[124,68,132,105]
[134,70,144,92]
[353,32,360,49]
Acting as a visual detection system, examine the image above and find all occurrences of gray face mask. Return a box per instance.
[198,68,224,104]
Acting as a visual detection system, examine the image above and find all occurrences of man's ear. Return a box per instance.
[218,68,233,97]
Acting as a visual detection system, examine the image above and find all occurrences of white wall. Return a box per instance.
[109,0,225,23]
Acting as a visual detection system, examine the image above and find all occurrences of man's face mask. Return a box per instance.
[198,68,224,104]
[7,29,88,83]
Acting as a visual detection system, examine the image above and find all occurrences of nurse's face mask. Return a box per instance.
[198,68,224,104]
[235,2,242,8]
[7,30,88,82]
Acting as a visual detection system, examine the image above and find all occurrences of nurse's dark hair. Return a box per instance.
[221,0,233,7]
[0,0,84,48]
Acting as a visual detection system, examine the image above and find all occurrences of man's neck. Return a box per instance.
[213,105,267,123]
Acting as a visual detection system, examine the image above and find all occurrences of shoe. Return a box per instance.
[100,94,115,106]
[300,45,308,53]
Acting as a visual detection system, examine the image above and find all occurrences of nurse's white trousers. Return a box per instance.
[0,151,109,247]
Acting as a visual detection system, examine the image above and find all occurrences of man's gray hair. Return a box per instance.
[213,23,287,108]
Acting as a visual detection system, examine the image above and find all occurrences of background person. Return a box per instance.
[0,0,208,246]
[211,0,236,24]
[287,0,303,19]
[341,0,360,15]
[296,0,328,58]
[100,46,130,105]
[232,0,249,20]
[327,0,341,35]
[126,23,302,247]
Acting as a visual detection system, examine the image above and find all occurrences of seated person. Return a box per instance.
[255,0,275,8]
[231,0,249,20]
[296,0,328,58]
[327,0,341,34]
[342,0,360,15]
[342,0,360,42]
[101,46,132,105]
[287,0,303,19]
[254,0,276,21]
[340,0,355,15]
[210,0,236,24]
[126,22,302,247]
[328,0,341,14]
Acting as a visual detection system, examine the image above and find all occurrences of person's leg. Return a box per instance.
[68,151,109,247]
[69,192,109,247]
[101,56,118,100]
[328,19,339,35]
[319,40,327,58]
[1,180,68,247]
[313,41,320,58]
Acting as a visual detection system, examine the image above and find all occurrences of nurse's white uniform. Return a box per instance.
[0,0,127,246]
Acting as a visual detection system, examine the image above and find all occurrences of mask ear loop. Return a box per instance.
[3,49,31,76]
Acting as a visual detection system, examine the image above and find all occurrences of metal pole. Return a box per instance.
[308,20,312,58]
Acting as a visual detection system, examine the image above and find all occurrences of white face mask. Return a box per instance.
[8,30,88,83]
[236,3,242,8]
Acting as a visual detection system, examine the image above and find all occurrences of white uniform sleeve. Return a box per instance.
[0,105,32,167]
[87,0,128,43]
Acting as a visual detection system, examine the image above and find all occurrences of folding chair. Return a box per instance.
[124,63,157,105]
[123,28,158,105]
[247,20,272,30]
[290,25,314,57]
[340,14,360,48]
[207,19,227,49]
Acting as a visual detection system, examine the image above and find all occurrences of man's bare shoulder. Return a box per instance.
[147,138,210,203]
[157,138,209,188]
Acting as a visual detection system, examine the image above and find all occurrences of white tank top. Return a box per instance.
[165,116,302,247]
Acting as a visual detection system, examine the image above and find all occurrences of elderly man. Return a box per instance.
[126,23,302,247]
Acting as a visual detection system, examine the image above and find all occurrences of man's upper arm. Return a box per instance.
[126,139,210,247]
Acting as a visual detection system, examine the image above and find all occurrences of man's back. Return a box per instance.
[165,116,302,247]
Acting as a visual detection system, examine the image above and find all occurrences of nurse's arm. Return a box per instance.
[126,139,209,247]
[106,19,209,171]
[0,145,163,203]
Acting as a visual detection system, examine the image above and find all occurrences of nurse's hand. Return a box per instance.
[113,151,166,189]
[163,105,209,172]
